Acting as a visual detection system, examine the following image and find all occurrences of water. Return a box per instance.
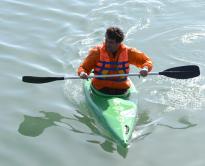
[0,0,205,165]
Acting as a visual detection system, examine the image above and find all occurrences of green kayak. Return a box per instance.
[83,79,138,147]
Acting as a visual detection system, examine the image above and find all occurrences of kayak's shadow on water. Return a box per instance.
[18,110,98,137]
[18,110,128,158]
[18,111,63,137]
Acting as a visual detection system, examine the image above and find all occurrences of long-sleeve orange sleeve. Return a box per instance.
[77,47,100,76]
[128,48,153,72]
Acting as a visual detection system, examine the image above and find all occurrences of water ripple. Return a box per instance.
[1,0,205,164]
[141,76,205,112]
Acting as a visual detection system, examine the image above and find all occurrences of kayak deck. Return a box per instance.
[84,79,138,147]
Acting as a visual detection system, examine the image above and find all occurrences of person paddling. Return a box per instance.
[22,27,199,85]
[77,26,153,95]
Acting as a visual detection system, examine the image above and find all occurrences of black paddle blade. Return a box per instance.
[159,65,200,79]
[22,76,64,83]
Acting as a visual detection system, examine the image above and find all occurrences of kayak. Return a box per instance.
[83,79,138,147]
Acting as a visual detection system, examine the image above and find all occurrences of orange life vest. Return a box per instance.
[92,43,131,90]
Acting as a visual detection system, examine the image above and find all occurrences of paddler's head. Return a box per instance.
[105,27,124,54]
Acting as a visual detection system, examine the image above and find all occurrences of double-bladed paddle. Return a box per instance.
[22,65,200,84]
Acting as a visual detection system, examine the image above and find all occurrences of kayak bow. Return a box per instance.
[84,79,138,147]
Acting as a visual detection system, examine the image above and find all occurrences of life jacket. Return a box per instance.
[92,43,131,90]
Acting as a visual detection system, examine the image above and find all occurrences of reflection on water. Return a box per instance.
[87,139,128,157]
[18,111,64,137]
[18,110,129,157]
[131,110,197,144]
[18,106,198,159]
[158,116,197,129]
[132,111,160,142]
[18,110,98,137]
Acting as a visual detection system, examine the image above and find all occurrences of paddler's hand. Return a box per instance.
[140,67,148,77]
[80,72,88,79]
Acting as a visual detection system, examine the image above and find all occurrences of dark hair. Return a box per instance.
[105,27,124,43]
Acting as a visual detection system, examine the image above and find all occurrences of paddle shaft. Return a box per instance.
[64,72,158,79]
[22,65,200,83]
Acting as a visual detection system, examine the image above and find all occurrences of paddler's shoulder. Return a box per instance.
[121,44,141,53]
[88,45,101,55]
[126,46,143,54]
[86,45,100,63]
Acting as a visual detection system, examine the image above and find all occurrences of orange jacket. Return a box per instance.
[78,43,153,90]
[93,43,130,89]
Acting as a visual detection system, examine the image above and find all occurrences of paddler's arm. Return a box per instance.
[77,47,100,78]
[128,48,153,76]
